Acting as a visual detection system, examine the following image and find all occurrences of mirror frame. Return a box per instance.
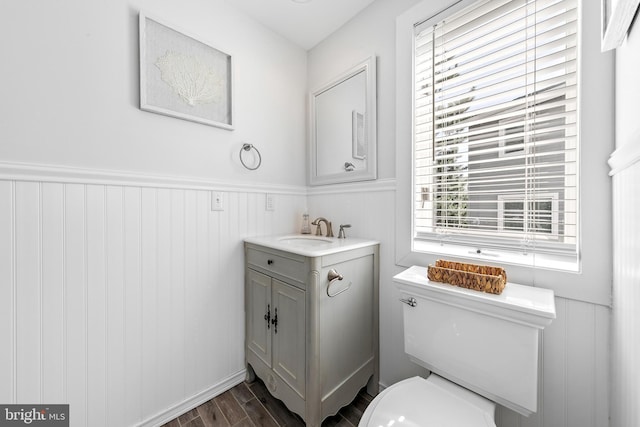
[309,56,377,186]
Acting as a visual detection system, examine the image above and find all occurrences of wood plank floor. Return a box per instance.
[161,379,372,427]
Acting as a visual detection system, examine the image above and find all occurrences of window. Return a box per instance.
[497,119,526,157]
[410,0,578,266]
[497,193,559,237]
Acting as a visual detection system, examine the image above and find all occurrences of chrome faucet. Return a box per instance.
[311,217,334,237]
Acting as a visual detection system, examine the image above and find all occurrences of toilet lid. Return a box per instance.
[360,376,496,427]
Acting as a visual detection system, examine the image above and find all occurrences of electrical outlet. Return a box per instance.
[212,191,225,211]
[265,193,275,211]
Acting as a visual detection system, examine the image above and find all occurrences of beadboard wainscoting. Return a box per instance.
[308,183,610,427]
[0,166,612,427]
[0,164,307,427]
[495,298,609,427]
[609,140,640,427]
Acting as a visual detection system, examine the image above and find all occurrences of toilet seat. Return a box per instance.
[359,375,496,427]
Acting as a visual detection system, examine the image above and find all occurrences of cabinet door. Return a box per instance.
[271,279,306,398]
[247,269,272,367]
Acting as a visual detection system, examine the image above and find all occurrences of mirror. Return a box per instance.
[310,56,377,185]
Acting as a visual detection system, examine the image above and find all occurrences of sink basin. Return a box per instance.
[277,236,333,247]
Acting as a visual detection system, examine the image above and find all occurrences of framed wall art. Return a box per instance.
[601,0,640,51]
[139,12,234,130]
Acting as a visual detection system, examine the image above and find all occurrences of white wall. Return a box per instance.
[611,13,640,427]
[307,0,418,182]
[307,0,429,383]
[308,0,612,426]
[1,0,307,186]
[0,0,309,426]
[0,0,623,425]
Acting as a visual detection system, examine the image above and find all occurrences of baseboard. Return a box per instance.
[136,370,246,427]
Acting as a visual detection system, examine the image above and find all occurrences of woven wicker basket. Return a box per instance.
[427,259,507,295]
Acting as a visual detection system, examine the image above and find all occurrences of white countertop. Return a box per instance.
[244,234,379,257]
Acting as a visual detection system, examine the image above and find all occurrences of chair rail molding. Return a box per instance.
[0,161,307,195]
[608,133,640,176]
[306,178,396,196]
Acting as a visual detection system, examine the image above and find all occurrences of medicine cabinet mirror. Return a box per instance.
[310,56,377,185]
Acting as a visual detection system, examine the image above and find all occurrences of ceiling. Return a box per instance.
[227,0,377,50]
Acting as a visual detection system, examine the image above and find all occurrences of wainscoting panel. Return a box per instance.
[2,168,613,427]
[41,183,66,405]
[15,182,42,403]
[308,183,611,427]
[0,171,306,427]
[0,182,14,404]
[494,297,610,427]
[610,145,640,427]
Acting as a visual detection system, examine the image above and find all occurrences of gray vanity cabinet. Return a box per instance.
[244,241,379,427]
[246,269,306,412]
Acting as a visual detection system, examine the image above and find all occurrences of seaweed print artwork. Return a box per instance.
[154,51,225,107]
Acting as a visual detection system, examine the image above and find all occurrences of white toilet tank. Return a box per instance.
[394,266,556,416]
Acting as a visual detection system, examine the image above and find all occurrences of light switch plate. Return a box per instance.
[265,193,275,211]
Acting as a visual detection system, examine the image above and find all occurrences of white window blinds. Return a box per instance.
[413,0,578,260]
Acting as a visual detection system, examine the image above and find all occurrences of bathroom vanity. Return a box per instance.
[243,235,379,426]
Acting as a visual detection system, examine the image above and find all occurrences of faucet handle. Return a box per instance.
[338,224,351,239]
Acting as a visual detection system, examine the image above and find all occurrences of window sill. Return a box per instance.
[412,240,580,273]
[395,239,607,306]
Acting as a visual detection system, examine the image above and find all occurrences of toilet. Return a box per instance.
[360,265,556,427]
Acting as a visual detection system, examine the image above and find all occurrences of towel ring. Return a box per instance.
[239,143,262,170]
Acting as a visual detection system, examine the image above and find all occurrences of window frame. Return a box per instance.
[395,0,614,306]
[403,0,579,267]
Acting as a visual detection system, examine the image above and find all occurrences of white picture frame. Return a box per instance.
[139,12,234,130]
[601,0,640,51]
